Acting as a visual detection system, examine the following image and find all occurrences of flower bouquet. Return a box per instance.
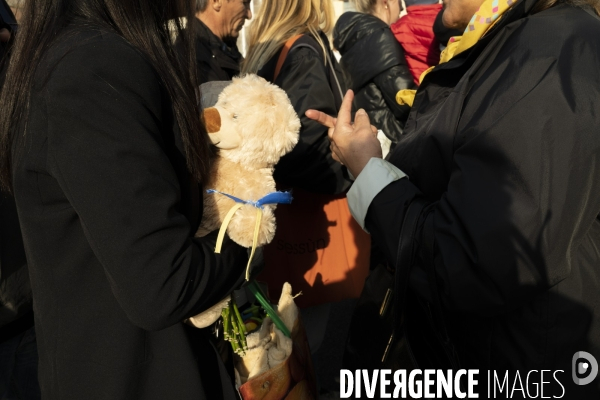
[225,281,316,400]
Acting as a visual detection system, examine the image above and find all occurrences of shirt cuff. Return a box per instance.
[347,157,407,231]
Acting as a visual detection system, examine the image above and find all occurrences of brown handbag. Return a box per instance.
[259,188,371,308]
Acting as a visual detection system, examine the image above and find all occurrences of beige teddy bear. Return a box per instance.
[187,75,300,330]
[195,74,300,248]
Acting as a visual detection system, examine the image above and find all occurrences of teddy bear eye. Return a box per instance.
[232,114,238,120]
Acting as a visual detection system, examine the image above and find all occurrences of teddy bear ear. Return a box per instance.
[202,107,221,134]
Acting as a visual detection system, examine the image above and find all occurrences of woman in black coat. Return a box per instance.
[0,1,249,399]
[242,0,350,195]
[333,0,415,145]
[309,0,600,397]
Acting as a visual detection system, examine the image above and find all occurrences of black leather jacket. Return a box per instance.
[334,12,415,142]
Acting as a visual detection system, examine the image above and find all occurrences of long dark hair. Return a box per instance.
[0,0,210,191]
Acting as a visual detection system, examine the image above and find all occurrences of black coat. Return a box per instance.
[12,25,248,400]
[190,18,242,85]
[369,1,600,397]
[333,12,414,142]
[0,191,32,342]
[258,33,351,194]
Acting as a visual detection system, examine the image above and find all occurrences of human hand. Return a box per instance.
[306,90,382,178]
[0,29,10,43]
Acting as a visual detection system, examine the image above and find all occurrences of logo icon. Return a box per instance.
[572,351,598,386]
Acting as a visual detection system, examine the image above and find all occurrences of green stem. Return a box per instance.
[222,306,231,339]
[233,301,248,335]
[229,303,237,336]
[231,312,247,353]
[247,281,291,338]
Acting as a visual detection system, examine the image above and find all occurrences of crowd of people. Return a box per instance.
[0,0,599,398]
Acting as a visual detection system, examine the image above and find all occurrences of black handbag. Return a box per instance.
[343,198,460,373]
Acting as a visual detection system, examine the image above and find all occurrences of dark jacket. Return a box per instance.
[368,1,600,397]
[12,25,248,400]
[333,13,414,142]
[0,192,32,342]
[258,33,351,194]
[190,18,242,85]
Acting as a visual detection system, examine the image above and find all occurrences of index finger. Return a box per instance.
[336,90,355,127]
[305,109,336,129]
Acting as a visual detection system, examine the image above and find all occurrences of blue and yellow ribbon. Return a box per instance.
[208,189,293,281]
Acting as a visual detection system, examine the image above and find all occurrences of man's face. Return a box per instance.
[442,0,485,30]
[219,0,252,40]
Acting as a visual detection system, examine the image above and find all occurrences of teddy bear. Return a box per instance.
[185,75,300,330]
[195,74,300,248]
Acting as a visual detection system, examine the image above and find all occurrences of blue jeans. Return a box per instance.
[0,326,41,400]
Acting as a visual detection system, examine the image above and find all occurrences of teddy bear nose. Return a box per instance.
[202,107,222,133]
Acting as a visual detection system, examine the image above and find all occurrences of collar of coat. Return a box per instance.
[193,18,242,62]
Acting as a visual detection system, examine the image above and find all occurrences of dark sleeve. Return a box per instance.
[355,63,413,143]
[273,47,351,194]
[44,37,247,331]
[366,57,600,316]
[354,83,405,143]
[373,64,414,124]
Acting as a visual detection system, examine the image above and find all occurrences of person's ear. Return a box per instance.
[382,0,389,9]
[211,0,223,12]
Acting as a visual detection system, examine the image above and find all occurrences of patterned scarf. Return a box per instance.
[396,0,517,106]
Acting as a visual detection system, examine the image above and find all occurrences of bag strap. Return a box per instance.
[292,41,344,107]
[272,34,345,108]
[273,34,303,82]
[323,48,345,106]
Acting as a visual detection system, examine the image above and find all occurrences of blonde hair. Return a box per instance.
[353,0,378,14]
[241,0,335,74]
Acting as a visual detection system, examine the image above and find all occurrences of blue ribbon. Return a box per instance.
[206,189,293,208]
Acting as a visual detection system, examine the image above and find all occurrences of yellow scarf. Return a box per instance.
[396,0,516,106]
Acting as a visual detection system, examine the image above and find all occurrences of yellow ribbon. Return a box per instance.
[214,204,264,281]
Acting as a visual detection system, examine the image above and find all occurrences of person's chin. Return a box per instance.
[442,10,469,30]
